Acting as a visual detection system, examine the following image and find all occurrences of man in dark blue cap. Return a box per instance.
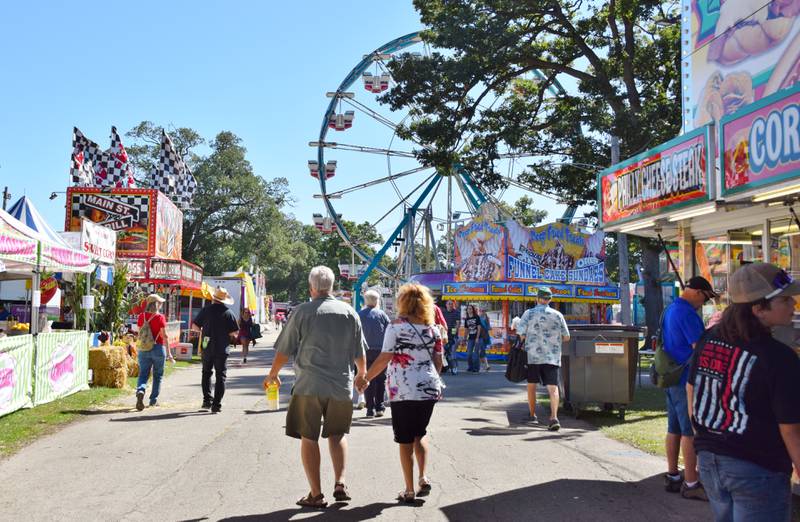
[662,276,717,501]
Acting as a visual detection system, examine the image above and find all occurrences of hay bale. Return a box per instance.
[126,355,139,377]
[88,346,126,370]
[93,367,127,388]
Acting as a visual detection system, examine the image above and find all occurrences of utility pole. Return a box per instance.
[612,137,632,325]
[2,187,10,211]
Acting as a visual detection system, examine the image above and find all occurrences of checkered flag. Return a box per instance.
[70,127,98,186]
[94,126,137,188]
[175,165,197,210]
[151,130,195,209]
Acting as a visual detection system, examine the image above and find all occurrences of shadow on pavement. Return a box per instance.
[219,501,410,521]
[108,411,210,422]
[60,408,133,416]
[244,408,286,415]
[439,475,709,521]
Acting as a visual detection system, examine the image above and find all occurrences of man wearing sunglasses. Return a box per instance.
[662,276,717,501]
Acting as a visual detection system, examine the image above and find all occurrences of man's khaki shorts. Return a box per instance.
[285,395,353,440]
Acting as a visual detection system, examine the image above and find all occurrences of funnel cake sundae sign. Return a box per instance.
[506,221,607,286]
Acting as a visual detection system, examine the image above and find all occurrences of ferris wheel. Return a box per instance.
[311,32,565,307]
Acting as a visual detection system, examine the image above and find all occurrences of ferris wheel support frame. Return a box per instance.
[354,175,440,309]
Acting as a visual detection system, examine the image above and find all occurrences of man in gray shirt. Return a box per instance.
[264,266,368,508]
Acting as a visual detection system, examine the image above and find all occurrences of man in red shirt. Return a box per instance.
[136,294,173,411]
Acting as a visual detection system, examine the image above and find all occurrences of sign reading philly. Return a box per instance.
[505,222,607,286]
[598,125,713,226]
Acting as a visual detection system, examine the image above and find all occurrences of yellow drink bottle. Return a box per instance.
[266,383,279,411]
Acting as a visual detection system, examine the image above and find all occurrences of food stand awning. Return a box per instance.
[0,209,92,275]
[120,258,203,289]
[0,209,39,275]
[442,281,620,304]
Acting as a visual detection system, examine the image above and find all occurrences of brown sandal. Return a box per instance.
[397,490,415,503]
[333,482,351,501]
[417,477,432,496]
[296,493,327,508]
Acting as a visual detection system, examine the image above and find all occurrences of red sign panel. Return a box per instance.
[598,126,713,226]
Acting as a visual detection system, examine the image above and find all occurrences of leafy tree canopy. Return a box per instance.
[383,0,681,209]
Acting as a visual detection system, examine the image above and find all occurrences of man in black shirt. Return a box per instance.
[192,286,239,413]
[688,263,800,520]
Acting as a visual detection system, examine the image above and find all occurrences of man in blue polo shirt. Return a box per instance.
[662,276,716,501]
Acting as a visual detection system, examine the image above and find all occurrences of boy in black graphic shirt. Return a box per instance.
[688,263,800,521]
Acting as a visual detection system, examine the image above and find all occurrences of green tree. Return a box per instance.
[125,122,204,186]
[383,0,679,333]
[126,124,292,278]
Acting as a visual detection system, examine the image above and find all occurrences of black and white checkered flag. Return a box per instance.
[70,127,98,186]
[94,126,136,188]
[151,130,196,209]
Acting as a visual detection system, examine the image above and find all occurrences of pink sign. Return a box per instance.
[721,85,800,195]
[0,234,36,257]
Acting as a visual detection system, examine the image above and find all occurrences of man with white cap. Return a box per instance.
[192,286,239,413]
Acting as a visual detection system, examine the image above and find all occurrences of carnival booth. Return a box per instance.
[597,1,800,344]
[0,206,95,418]
[443,212,620,361]
[66,187,204,351]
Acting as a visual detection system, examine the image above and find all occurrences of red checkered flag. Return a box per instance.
[95,126,137,188]
[70,127,97,186]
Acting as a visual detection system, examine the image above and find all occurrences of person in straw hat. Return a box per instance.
[191,286,239,413]
[135,294,173,411]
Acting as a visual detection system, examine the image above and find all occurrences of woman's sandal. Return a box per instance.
[417,477,432,496]
[296,493,327,508]
[397,490,416,503]
[333,482,352,502]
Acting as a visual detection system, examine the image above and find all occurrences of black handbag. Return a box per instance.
[250,322,263,340]
[505,342,528,383]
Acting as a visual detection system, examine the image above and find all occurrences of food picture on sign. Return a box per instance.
[155,192,183,260]
[686,0,800,130]
[68,190,152,256]
[454,217,505,282]
[506,221,607,285]
[720,86,800,194]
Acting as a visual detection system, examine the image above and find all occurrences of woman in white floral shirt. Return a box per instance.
[362,283,444,503]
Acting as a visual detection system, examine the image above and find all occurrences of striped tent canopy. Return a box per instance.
[5,197,92,273]
[0,208,39,274]
[8,196,71,248]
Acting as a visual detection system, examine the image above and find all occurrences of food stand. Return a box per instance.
[66,187,204,348]
[0,208,93,417]
[442,212,620,361]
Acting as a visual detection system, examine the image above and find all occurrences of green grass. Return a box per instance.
[0,355,201,458]
[578,387,668,456]
[0,386,126,457]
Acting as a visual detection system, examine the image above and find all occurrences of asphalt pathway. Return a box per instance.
[0,328,710,521]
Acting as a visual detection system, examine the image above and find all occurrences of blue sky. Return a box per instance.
[0,1,568,250]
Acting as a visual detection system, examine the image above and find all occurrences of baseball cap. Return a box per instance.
[686,276,718,299]
[537,287,553,298]
[730,263,800,303]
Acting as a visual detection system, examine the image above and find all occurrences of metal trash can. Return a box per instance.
[561,324,646,420]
